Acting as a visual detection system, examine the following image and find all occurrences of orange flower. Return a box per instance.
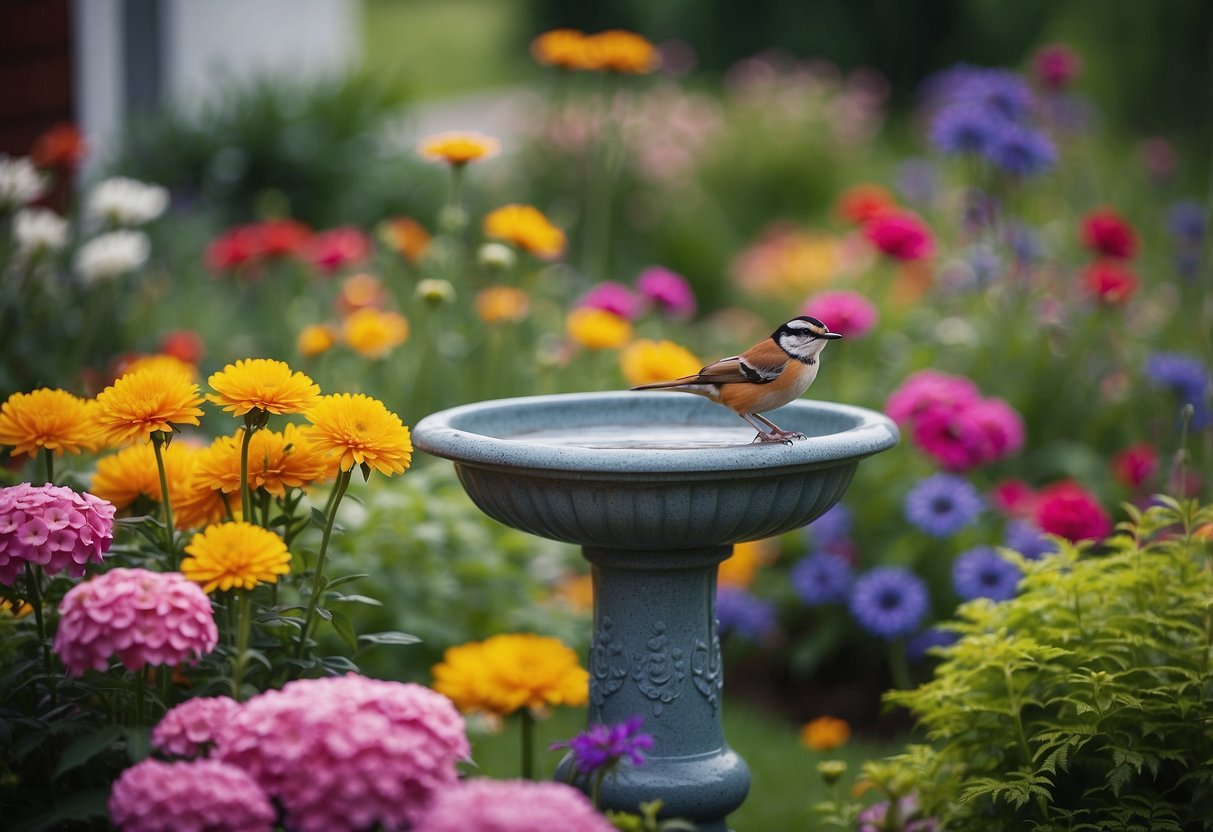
[194,424,333,498]
[305,393,412,477]
[418,131,501,166]
[530,29,591,70]
[0,388,97,459]
[90,442,161,510]
[432,634,588,716]
[182,521,291,593]
[483,204,566,260]
[380,217,431,263]
[474,286,531,324]
[342,308,409,359]
[31,122,87,169]
[620,339,701,387]
[93,365,204,447]
[118,353,198,382]
[336,273,388,314]
[718,538,777,589]
[566,308,632,350]
[582,30,659,74]
[297,323,338,358]
[207,359,321,418]
[835,183,897,225]
[800,716,851,751]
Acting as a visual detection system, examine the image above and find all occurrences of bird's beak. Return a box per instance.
[822,332,843,340]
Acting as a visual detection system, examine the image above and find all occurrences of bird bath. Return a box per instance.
[412,391,899,830]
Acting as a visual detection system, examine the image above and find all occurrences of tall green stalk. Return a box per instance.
[150,432,177,568]
[294,467,353,667]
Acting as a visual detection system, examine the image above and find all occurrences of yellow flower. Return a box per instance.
[582,30,659,74]
[305,393,412,477]
[553,572,594,613]
[566,307,632,350]
[337,272,387,313]
[90,442,160,510]
[298,323,338,358]
[1,598,34,618]
[718,538,777,590]
[182,521,291,593]
[0,388,97,459]
[432,633,589,717]
[207,358,321,417]
[118,353,197,382]
[418,131,501,166]
[800,716,852,751]
[380,217,431,263]
[474,286,530,324]
[93,365,204,447]
[483,204,567,261]
[342,308,409,359]
[194,424,333,498]
[620,339,701,387]
[732,228,841,297]
[530,28,591,70]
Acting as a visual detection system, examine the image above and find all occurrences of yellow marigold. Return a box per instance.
[474,286,531,324]
[566,307,632,350]
[194,423,333,498]
[719,537,777,589]
[800,716,852,751]
[305,393,412,477]
[418,131,501,166]
[380,217,431,263]
[620,339,701,387]
[342,308,409,359]
[90,442,160,510]
[118,353,197,382]
[582,30,659,74]
[207,358,321,417]
[297,323,338,358]
[483,204,566,261]
[182,521,291,593]
[93,365,204,447]
[530,28,591,70]
[432,633,588,716]
[0,388,97,458]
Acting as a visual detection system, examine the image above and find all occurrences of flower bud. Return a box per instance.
[437,205,468,233]
[477,242,516,273]
[415,278,456,305]
[817,760,848,786]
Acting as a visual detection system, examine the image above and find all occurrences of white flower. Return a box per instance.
[74,231,150,285]
[12,207,69,255]
[0,155,47,210]
[86,176,169,226]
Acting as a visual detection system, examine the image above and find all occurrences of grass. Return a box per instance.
[464,696,904,830]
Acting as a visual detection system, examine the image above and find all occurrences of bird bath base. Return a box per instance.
[413,392,898,830]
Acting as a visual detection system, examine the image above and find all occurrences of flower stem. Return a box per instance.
[135,667,147,726]
[520,708,536,780]
[294,468,352,668]
[888,639,912,690]
[25,563,52,678]
[42,448,54,485]
[150,432,177,568]
[591,769,605,811]
[231,589,252,701]
[239,425,256,525]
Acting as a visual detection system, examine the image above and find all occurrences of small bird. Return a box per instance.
[631,315,842,443]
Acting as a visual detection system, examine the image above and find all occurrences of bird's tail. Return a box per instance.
[630,376,698,391]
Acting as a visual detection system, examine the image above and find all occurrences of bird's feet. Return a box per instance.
[752,428,805,445]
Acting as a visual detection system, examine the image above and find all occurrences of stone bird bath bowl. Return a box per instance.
[413,391,899,831]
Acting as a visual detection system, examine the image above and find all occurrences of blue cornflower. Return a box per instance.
[904,474,984,538]
[906,626,959,662]
[716,587,776,641]
[1146,352,1212,428]
[791,551,854,605]
[929,104,999,156]
[550,715,654,777]
[952,546,1022,602]
[964,68,1036,121]
[805,503,852,548]
[983,124,1056,176]
[1004,519,1057,560]
[1167,200,1206,244]
[848,567,929,640]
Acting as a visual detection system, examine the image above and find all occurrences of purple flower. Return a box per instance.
[904,474,984,538]
[578,281,642,320]
[791,552,854,605]
[1004,519,1057,560]
[858,794,939,832]
[1167,200,1206,244]
[965,69,1035,121]
[983,124,1056,176]
[804,502,852,548]
[849,567,930,640]
[109,758,276,832]
[952,546,1022,602]
[1146,352,1211,428]
[550,715,654,777]
[635,266,696,319]
[895,157,938,205]
[929,104,997,156]
[716,586,776,640]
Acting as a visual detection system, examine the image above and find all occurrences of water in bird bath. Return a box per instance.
[508,423,771,450]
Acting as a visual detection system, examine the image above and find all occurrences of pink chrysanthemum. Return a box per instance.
[415,778,616,832]
[884,370,981,425]
[1034,481,1111,542]
[54,568,218,674]
[635,266,697,319]
[0,483,115,586]
[214,674,469,832]
[152,696,242,758]
[802,290,879,339]
[109,758,276,832]
[579,281,643,320]
[863,211,935,261]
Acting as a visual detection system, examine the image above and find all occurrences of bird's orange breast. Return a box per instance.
[717,359,816,415]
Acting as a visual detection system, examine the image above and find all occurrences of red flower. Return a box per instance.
[835,184,897,226]
[1111,443,1158,489]
[1080,209,1137,259]
[1082,260,1138,305]
[1031,44,1081,90]
[863,211,935,261]
[991,479,1038,518]
[160,330,205,365]
[257,219,312,259]
[305,227,371,275]
[205,225,261,272]
[1034,481,1111,543]
[31,123,87,170]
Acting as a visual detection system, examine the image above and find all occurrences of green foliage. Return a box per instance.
[881,497,1213,831]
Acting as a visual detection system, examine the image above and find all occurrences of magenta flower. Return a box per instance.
[802,290,878,339]
[884,370,981,425]
[1032,43,1082,90]
[551,715,655,777]
[152,696,241,759]
[1034,481,1111,542]
[54,568,218,675]
[579,281,643,320]
[416,779,616,832]
[305,226,370,274]
[215,674,469,832]
[0,483,114,585]
[635,266,697,319]
[109,758,276,832]
[863,211,935,261]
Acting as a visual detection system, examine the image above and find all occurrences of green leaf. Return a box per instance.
[124,726,152,762]
[12,788,110,832]
[309,506,328,529]
[52,724,125,780]
[323,573,370,591]
[329,610,359,652]
[315,606,332,621]
[328,593,383,606]
[358,631,422,646]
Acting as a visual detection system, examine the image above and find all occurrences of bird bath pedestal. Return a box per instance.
[413,392,898,831]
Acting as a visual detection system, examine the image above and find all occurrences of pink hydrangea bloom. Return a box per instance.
[109,758,275,832]
[152,695,241,758]
[416,778,615,832]
[215,674,469,832]
[54,568,218,674]
[863,211,935,261]
[1034,481,1111,542]
[579,281,643,320]
[0,483,114,585]
[802,290,878,339]
[635,266,697,319]
[884,371,981,425]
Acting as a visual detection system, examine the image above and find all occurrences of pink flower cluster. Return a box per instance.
[416,778,615,832]
[578,267,697,321]
[802,290,879,339]
[109,758,276,832]
[53,568,218,674]
[214,674,470,831]
[863,210,935,261]
[0,483,115,585]
[152,696,241,758]
[885,370,1024,471]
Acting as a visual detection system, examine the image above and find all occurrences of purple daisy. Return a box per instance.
[849,567,930,640]
[983,124,1057,176]
[804,503,852,548]
[904,474,984,538]
[929,104,998,156]
[952,546,1022,602]
[1003,519,1057,560]
[1146,352,1211,428]
[550,715,654,777]
[716,586,776,641]
[791,552,854,606]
